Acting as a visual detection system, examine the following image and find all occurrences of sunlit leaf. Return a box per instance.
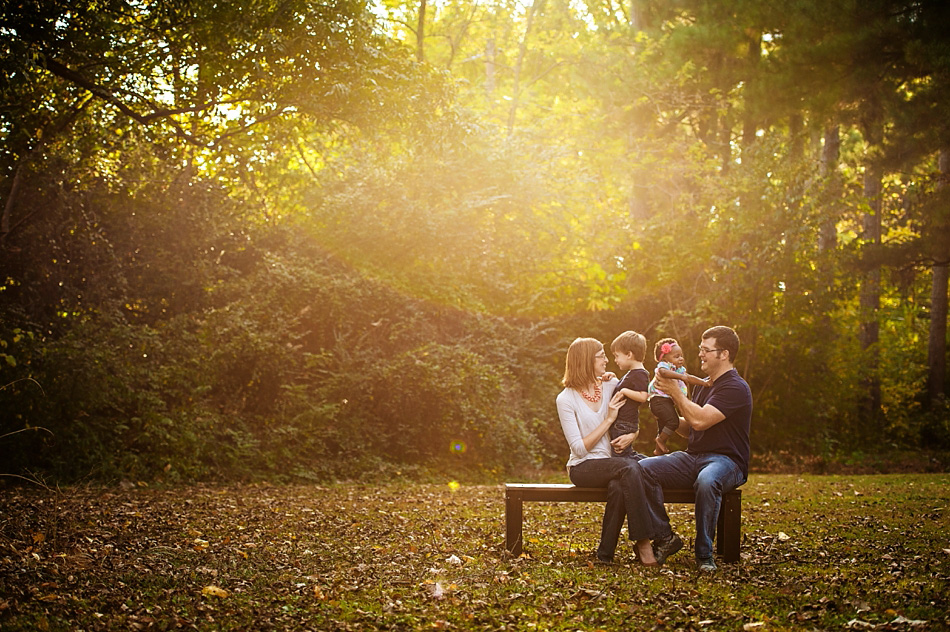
[200,585,229,598]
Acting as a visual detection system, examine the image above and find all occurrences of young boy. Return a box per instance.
[608,330,651,460]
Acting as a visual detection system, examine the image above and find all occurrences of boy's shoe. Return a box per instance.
[652,533,683,565]
[697,558,717,572]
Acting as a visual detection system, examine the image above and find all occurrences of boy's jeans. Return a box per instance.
[639,451,746,561]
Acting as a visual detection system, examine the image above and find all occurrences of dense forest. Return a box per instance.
[1,0,949,483]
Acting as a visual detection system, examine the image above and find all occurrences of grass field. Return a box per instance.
[1,473,947,630]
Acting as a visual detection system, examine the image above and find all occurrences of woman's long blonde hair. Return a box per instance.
[562,337,603,391]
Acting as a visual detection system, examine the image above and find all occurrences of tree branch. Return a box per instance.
[2,96,92,245]
[42,57,255,147]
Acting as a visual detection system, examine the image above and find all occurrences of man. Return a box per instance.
[639,325,752,572]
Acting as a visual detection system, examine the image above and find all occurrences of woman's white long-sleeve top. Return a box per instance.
[556,378,619,468]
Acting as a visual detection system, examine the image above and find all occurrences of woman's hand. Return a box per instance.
[577,391,626,453]
[606,391,625,422]
[611,432,638,453]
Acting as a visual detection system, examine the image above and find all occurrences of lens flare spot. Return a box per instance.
[447,481,461,492]
[450,440,467,454]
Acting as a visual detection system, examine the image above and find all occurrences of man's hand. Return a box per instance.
[654,372,681,398]
[656,370,725,431]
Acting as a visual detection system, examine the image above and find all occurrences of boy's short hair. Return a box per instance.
[610,331,647,362]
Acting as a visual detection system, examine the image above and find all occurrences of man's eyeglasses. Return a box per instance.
[698,346,723,356]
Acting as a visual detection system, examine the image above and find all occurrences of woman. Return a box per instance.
[556,337,659,565]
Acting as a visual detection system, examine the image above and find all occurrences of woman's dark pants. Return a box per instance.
[568,457,667,561]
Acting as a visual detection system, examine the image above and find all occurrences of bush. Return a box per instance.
[0,244,557,483]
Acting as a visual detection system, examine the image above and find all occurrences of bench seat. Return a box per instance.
[504,483,741,563]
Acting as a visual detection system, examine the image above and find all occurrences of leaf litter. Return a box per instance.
[0,474,947,630]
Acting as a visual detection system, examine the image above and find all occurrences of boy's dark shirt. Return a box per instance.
[609,368,649,456]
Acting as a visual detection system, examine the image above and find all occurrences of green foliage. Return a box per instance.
[0,234,555,482]
[2,0,950,483]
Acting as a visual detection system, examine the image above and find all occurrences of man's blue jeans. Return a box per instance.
[639,452,746,561]
[568,456,667,561]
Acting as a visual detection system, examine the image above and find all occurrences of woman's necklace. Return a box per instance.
[580,383,602,403]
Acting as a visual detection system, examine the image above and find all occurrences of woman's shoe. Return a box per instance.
[634,541,659,566]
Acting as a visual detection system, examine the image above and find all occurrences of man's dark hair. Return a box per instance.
[703,326,739,363]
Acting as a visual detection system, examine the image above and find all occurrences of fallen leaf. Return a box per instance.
[201,585,229,598]
[743,622,765,630]
[777,532,790,541]
[891,615,928,626]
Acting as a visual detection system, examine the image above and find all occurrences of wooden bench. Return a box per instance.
[505,483,742,563]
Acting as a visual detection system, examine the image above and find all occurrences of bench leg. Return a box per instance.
[505,489,523,556]
[718,492,741,563]
[716,501,725,557]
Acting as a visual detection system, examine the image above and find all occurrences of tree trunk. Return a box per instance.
[813,124,841,352]
[740,31,760,150]
[789,113,804,162]
[818,125,840,254]
[781,114,805,307]
[860,158,883,419]
[1,162,24,246]
[1,101,90,248]
[484,38,495,97]
[416,0,427,62]
[507,0,545,135]
[928,149,950,405]
[630,0,651,31]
